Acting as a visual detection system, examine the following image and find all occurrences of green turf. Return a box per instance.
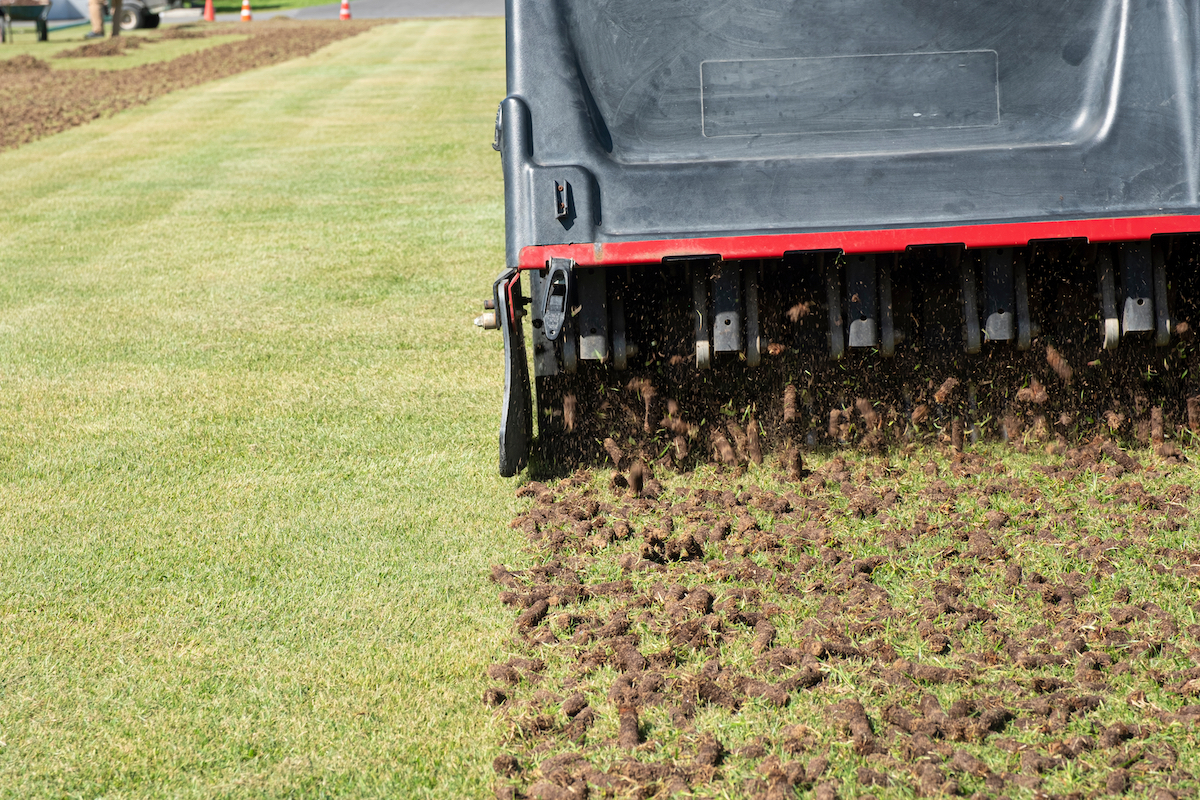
[0,30,250,70]
[0,18,518,799]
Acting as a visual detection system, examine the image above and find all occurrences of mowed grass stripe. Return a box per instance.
[0,19,517,798]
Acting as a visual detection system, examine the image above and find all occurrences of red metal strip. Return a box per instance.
[518,214,1200,269]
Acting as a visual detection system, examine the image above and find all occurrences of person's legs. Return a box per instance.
[110,0,121,36]
[87,0,104,35]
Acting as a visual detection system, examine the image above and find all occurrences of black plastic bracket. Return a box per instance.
[538,258,575,342]
[495,268,532,477]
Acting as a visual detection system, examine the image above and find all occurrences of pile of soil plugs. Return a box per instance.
[54,35,147,57]
[0,20,386,152]
[487,441,1200,799]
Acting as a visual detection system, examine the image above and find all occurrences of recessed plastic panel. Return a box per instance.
[701,51,999,138]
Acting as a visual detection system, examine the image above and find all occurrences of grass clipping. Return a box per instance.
[487,442,1200,799]
[0,20,385,152]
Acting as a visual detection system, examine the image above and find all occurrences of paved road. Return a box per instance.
[290,0,502,19]
[134,0,500,26]
[15,0,497,35]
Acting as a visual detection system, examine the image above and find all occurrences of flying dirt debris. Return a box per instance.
[477,0,1200,475]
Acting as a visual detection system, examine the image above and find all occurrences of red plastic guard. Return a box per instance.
[518,214,1200,269]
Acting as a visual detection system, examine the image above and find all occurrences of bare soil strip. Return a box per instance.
[488,442,1199,799]
[0,20,385,152]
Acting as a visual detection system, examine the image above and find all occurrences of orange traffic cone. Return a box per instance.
[339,0,350,19]
[240,0,251,21]
[202,0,214,21]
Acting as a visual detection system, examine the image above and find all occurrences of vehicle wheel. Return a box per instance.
[145,12,160,27]
[118,4,146,29]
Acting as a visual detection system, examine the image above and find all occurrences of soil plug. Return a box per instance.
[783,384,798,423]
[1151,406,1164,445]
[827,409,842,442]
[524,780,582,800]
[1046,344,1074,384]
[695,732,724,767]
[746,417,763,465]
[563,706,594,742]
[855,397,881,430]
[726,421,748,460]
[934,377,960,404]
[752,620,776,653]
[674,435,689,461]
[490,564,520,588]
[712,431,737,465]
[1156,442,1182,459]
[603,437,623,469]
[951,418,965,452]
[784,448,803,481]
[563,394,577,432]
[1000,415,1022,444]
[786,301,811,321]
[628,460,647,495]
[493,754,520,777]
[813,783,839,800]
[662,414,690,435]
[562,693,587,718]
[640,382,657,433]
[911,404,929,425]
[617,706,641,748]
[1016,378,1049,404]
[1100,440,1139,471]
[834,698,878,754]
[950,750,991,777]
[1189,396,1200,433]
[1106,768,1130,794]
[516,599,549,630]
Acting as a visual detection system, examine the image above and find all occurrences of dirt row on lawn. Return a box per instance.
[486,441,1200,799]
[0,20,386,152]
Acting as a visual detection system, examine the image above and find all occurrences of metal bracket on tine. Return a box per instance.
[539,258,575,342]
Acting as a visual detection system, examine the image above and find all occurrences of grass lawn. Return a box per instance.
[0,30,250,70]
[0,17,519,799]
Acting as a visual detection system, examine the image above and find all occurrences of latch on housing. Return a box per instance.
[553,179,569,220]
